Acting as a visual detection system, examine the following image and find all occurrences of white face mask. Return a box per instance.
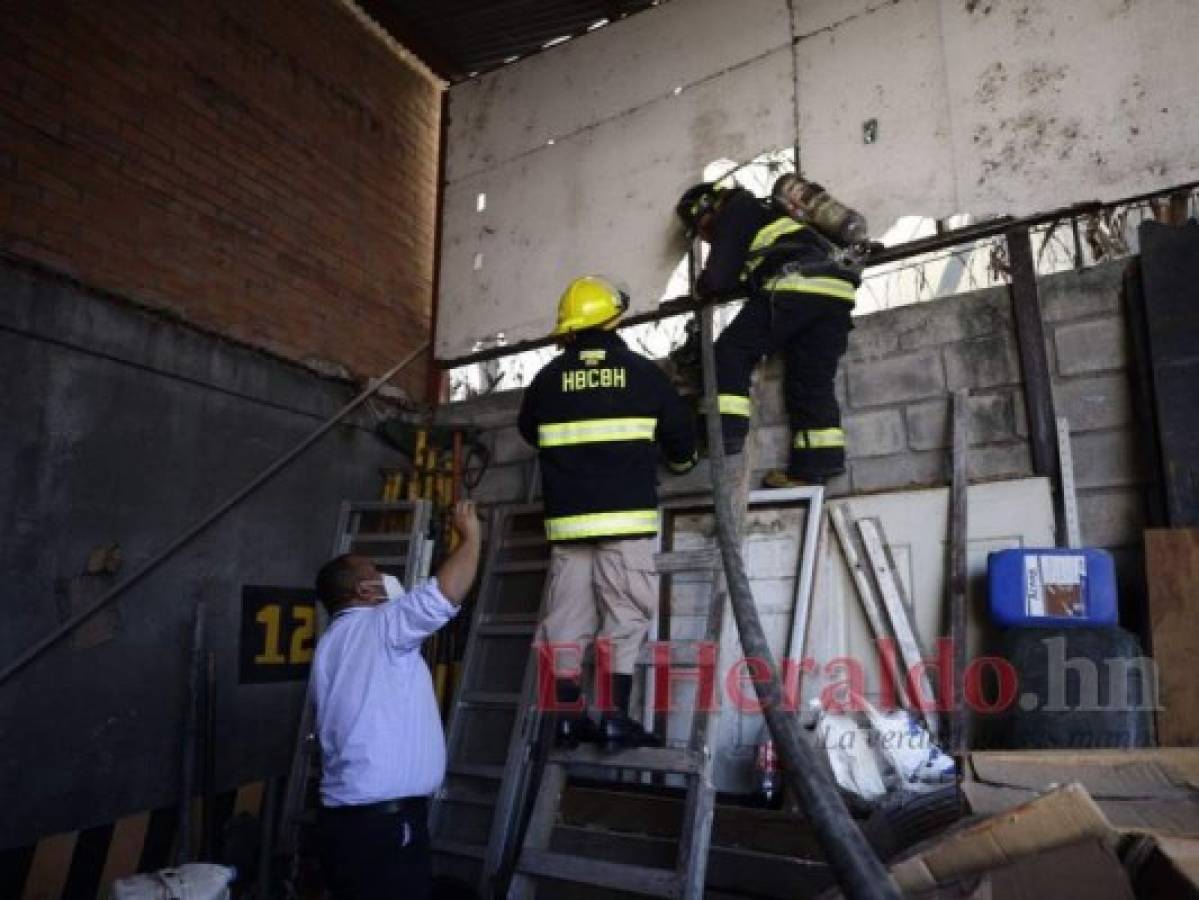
[381,573,403,602]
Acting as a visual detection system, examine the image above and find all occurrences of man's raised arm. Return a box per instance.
[436,500,482,604]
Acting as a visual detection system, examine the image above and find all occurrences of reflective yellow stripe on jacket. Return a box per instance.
[743,219,806,280]
[538,417,657,448]
[545,509,660,541]
[793,427,846,449]
[748,218,805,254]
[763,273,857,302]
[718,394,751,417]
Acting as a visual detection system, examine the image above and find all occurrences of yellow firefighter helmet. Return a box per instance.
[553,276,630,335]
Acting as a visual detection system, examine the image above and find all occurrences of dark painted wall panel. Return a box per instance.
[0,260,401,848]
[1139,220,1199,528]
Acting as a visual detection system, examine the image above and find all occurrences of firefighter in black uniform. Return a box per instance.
[518,275,697,750]
[675,182,860,486]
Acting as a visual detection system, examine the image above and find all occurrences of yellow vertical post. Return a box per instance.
[407,430,428,501]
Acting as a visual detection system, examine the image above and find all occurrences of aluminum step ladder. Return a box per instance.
[429,503,551,880]
[489,484,826,900]
[506,532,727,900]
[276,500,433,872]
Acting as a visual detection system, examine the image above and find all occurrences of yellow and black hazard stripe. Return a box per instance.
[0,779,271,898]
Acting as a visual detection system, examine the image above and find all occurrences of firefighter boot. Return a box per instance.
[668,321,703,397]
[599,673,663,753]
[553,679,597,749]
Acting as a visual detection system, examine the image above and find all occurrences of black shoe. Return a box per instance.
[555,714,598,750]
[598,714,663,753]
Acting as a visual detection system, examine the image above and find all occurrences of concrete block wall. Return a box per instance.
[1042,264,1144,547]
[754,284,1032,497]
[0,0,441,395]
[445,261,1147,564]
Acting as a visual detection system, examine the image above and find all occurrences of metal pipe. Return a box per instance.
[0,343,430,688]
[698,305,899,899]
[201,650,217,860]
[256,777,280,899]
[175,602,206,865]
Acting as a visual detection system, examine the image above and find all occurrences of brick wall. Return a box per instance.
[0,0,441,397]
[443,260,1148,565]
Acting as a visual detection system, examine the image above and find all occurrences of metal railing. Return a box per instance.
[446,182,1197,400]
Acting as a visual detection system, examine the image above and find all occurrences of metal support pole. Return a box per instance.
[175,602,206,865]
[698,305,898,900]
[948,391,970,756]
[1006,227,1058,479]
[0,343,430,688]
[1006,227,1066,545]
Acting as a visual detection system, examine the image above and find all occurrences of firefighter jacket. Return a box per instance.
[517,330,697,542]
[697,188,860,304]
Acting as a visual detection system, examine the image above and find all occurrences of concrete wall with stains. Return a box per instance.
[436,0,1199,359]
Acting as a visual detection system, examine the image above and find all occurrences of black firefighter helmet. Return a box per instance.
[675,182,721,238]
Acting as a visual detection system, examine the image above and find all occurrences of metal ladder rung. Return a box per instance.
[348,532,414,543]
[548,745,704,775]
[653,549,718,574]
[447,763,505,780]
[635,640,714,667]
[438,783,499,807]
[433,839,487,860]
[516,849,678,898]
[493,560,550,575]
[460,691,522,707]
[479,613,540,625]
[363,555,412,566]
[501,535,550,549]
[475,620,538,637]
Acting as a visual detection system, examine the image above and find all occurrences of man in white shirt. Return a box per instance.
[312,500,481,900]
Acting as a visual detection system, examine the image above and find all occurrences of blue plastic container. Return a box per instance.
[987,548,1118,628]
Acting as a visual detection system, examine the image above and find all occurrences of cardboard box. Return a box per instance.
[964,750,1199,835]
[891,783,1115,892]
[883,750,1199,897]
[910,839,1135,899]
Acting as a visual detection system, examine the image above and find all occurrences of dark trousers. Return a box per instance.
[715,292,852,478]
[318,798,432,900]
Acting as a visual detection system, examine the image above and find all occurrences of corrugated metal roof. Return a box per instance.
[358,0,661,82]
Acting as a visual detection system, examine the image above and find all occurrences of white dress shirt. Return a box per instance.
[312,578,460,806]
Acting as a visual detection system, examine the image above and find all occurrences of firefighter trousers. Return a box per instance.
[536,537,659,678]
[714,291,852,479]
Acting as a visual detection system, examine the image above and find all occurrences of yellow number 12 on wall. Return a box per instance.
[254,603,315,665]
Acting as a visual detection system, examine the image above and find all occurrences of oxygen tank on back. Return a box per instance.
[772,173,870,246]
